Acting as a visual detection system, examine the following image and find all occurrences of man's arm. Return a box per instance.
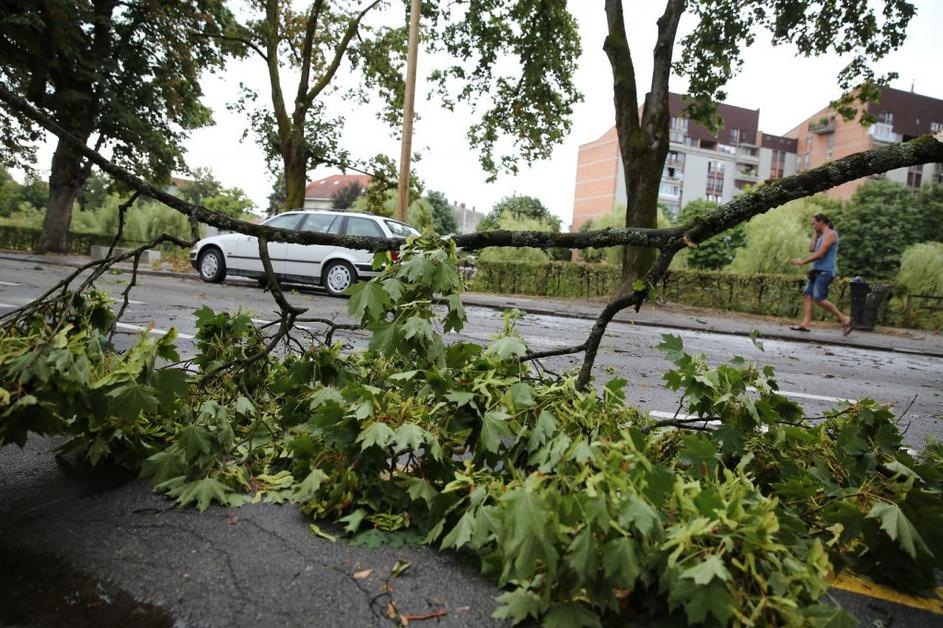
[792,231,835,266]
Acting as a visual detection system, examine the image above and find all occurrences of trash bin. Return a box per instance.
[849,277,890,331]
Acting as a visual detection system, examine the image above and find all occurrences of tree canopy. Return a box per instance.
[0,0,237,252]
[601,0,918,293]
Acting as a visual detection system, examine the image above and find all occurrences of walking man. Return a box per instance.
[789,213,852,335]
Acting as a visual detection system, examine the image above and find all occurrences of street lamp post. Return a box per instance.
[397,0,421,222]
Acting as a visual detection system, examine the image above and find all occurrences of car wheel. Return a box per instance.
[198,247,226,283]
[323,260,356,296]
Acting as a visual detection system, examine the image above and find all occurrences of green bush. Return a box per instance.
[678,200,745,270]
[470,260,943,329]
[896,242,943,296]
[729,197,838,275]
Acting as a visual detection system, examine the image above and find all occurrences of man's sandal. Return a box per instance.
[789,325,811,332]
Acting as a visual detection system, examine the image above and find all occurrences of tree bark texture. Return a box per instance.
[33,0,117,253]
[36,133,92,253]
[605,0,685,297]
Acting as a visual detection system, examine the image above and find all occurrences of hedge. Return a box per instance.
[471,260,941,330]
[0,225,144,255]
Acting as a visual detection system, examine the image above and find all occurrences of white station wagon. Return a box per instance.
[190,210,418,296]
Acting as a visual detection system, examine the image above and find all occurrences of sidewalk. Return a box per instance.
[3,250,942,359]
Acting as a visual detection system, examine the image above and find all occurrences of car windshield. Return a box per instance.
[384,220,420,237]
[262,213,302,230]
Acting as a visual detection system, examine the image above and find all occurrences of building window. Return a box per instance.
[907,165,923,189]
[659,182,681,198]
[669,117,688,143]
[878,111,894,124]
[931,121,943,133]
[706,161,725,198]
[666,150,685,166]
[769,149,786,178]
[826,133,834,161]
[805,134,812,147]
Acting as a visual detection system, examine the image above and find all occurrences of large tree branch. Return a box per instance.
[304,0,382,107]
[264,0,291,142]
[2,84,941,255]
[295,0,326,108]
[643,0,685,133]
[604,0,640,137]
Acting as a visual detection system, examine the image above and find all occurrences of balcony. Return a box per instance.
[736,168,759,180]
[869,122,902,143]
[736,146,759,163]
[809,117,836,134]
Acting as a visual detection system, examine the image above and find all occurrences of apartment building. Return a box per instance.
[785,87,943,200]
[571,93,797,230]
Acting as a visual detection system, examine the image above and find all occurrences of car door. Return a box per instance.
[229,213,300,275]
[281,213,343,281]
[342,216,385,275]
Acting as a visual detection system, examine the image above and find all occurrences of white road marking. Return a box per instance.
[126,300,146,305]
[0,280,20,286]
[0,303,15,308]
[115,322,194,340]
[747,386,856,404]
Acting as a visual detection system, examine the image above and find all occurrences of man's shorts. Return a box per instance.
[804,270,834,302]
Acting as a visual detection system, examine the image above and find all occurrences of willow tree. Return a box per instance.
[605,0,917,295]
[0,0,236,253]
[224,0,582,213]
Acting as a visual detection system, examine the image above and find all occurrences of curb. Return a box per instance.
[461,296,943,360]
[2,252,201,283]
[4,251,941,359]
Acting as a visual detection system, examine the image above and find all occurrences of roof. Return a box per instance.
[304,174,372,200]
[866,87,943,139]
[667,92,760,145]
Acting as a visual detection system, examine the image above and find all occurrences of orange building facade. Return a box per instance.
[572,88,943,230]
[785,87,943,200]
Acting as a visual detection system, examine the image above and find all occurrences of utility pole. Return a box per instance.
[397,0,421,222]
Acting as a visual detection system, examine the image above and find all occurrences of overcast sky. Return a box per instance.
[21,1,943,226]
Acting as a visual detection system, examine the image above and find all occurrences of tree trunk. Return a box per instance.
[283,151,308,212]
[35,134,90,254]
[617,144,664,295]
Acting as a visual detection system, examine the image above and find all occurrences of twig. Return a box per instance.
[897,394,918,422]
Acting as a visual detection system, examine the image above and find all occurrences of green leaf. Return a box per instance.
[234,395,255,416]
[681,554,730,585]
[339,508,367,534]
[499,483,557,581]
[603,537,641,589]
[309,386,345,408]
[567,527,598,586]
[480,410,511,453]
[679,433,718,477]
[357,422,394,450]
[492,588,542,624]
[347,282,392,323]
[486,336,527,360]
[172,477,231,512]
[392,423,426,452]
[105,383,159,420]
[179,424,213,455]
[618,495,658,536]
[292,468,329,502]
[543,602,602,628]
[308,523,337,542]
[441,511,476,549]
[508,382,536,409]
[445,390,475,407]
[866,501,930,558]
[657,334,686,364]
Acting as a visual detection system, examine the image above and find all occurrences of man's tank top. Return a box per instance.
[812,230,838,274]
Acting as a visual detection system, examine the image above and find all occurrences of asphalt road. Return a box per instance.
[1,256,941,447]
[1,256,942,627]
